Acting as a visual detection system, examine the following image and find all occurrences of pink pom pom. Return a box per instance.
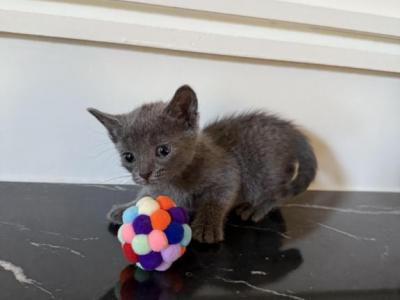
[121,224,135,244]
[148,230,168,252]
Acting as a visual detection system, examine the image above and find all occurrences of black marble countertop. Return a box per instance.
[0,182,399,299]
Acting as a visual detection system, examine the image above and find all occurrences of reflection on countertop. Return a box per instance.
[0,182,399,300]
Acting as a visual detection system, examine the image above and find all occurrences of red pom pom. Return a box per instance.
[122,243,138,263]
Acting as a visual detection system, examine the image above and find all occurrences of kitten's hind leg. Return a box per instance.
[250,202,276,222]
[236,201,276,223]
[234,202,252,215]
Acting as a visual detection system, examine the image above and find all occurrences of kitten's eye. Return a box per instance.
[156,145,170,158]
[122,152,135,163]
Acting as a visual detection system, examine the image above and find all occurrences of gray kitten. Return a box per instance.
[88,85,317,243]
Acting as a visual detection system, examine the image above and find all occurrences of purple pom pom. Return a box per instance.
[168,207,189,224]
[139,251,163,270]
[133,215,152,234]
[164,221,184,244]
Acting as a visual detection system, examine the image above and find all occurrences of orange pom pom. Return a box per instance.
[180,246,186,256]
[156,195,176,210]
[150,209,171,231]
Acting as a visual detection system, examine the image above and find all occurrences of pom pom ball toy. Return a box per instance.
[117,195,192,271]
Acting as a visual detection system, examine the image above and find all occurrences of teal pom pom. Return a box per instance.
[180,224,192,247]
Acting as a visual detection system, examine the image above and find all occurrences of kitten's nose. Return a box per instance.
[139,172,152,181]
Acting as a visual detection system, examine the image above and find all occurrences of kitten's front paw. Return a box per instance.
[191,218,224,244]
[106,205,124,225]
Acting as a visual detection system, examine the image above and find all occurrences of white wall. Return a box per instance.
[0,0,399,192]
[1,34,399,192]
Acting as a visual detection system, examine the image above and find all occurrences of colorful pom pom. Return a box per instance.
[137,197,160,215]
[156,195,176,210]
[121,223,135,244]
[118,196,191,271]
[155,261,172,271]
[122,243,138,263]
[122,206,139,224]
[150,209,171,231]
[117,225,124,244]
[132,234,151,255]
[148,230,168,252]
[139,251,163,270]
[164,221,184,244]
[181,224,192,247]
[168,207,189,224]
[133,215,152,234]
[161,244,181,263]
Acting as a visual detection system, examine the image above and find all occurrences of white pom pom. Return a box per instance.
[137,196,160,215]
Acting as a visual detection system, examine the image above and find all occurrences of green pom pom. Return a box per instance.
[117,225,124,244]
[132,234,151,255]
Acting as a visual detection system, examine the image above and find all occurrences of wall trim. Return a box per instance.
[1,0,400,74]
[124,0,400,38]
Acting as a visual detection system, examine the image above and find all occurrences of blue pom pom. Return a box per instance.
[122,206,139,224]
[164,221,184,244]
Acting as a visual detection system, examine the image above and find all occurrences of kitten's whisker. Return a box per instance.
[102,174,132,183]
[121,178,133,184]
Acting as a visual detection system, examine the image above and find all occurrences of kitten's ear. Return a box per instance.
[164,85,198,129]
[87,108,122,142]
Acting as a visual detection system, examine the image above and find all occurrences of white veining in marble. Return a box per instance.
[357,205,397,210]
[0,220,31,231]
[316,223,376,241]
[0,218,100,242]
[0,259,55,298]
[381,245,390,261]
[215,276,305,300]
[218,267,234,272]
[284,204,400,215]
[250,270,268,275]
[40,230,100,241]
[70,236,100,241]
[227,223,291,239]
[29,241,86,258]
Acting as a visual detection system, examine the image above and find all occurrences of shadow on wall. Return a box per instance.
[303,129,345,191]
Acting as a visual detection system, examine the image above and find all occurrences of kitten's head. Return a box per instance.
[88,85,199,185]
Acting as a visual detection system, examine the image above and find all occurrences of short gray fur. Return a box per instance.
[88,85,317,243]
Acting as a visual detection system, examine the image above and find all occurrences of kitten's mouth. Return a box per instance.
[133,169,167,185]
[133,176,164,185]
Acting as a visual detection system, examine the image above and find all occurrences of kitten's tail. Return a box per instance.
[289,136,318,197]
[278,133,317,199]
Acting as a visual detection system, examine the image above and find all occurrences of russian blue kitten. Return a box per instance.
[88,85,317,243]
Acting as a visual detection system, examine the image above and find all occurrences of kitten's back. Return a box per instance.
[203,112,317,204]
